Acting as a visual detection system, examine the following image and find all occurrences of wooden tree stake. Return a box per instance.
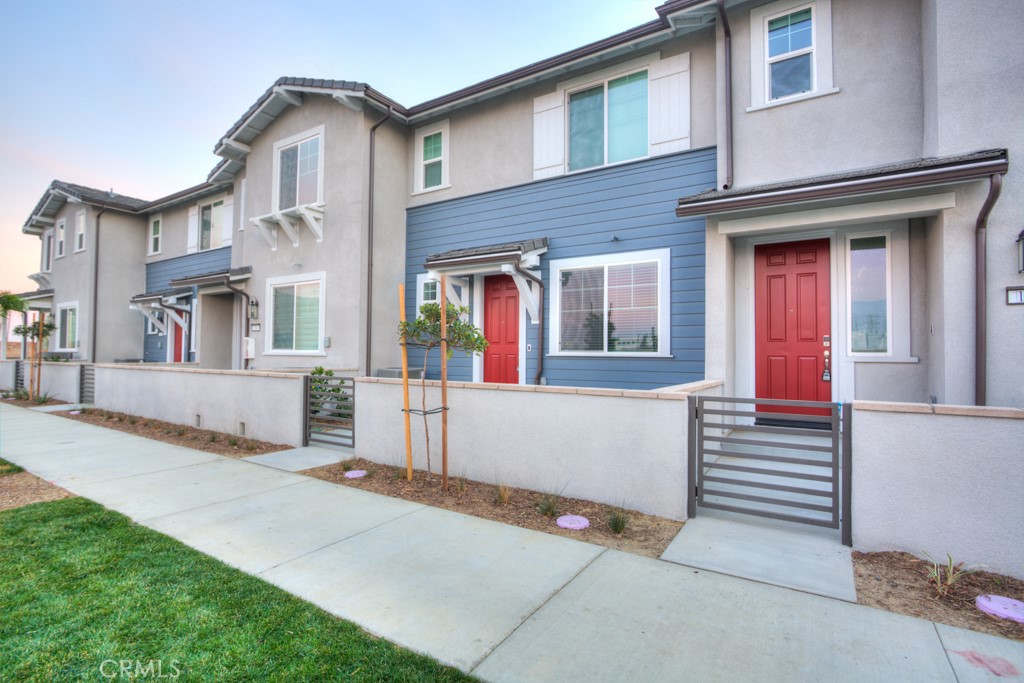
[399,284,413,481]
[440,274,449,491]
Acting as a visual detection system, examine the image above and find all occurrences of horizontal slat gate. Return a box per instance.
[689,396,849,540]
[305,375,354,449]
[80,364,95,404]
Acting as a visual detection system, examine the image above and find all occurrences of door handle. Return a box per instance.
[822,350,831,382]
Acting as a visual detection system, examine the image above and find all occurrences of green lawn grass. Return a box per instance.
[0,457,25,477]
[0,497,477,682]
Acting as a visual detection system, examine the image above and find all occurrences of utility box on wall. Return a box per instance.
[243,337,255,359]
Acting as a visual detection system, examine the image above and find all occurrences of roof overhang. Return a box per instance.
[676,149,1009,218]
[169,267,252,289]
[13,289,53,310]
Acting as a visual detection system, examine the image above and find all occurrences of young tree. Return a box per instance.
[398,302,488,480]
[0,291,27,361]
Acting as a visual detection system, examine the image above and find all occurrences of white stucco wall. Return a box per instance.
[0,360,16,391]
[94,365,305,447]
[354,378,693,520]
[35,362,82,403]
[851,401,1024,579]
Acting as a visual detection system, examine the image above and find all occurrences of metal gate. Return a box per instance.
[14,360,25,390]
[80,364,95,404]
[304,374,354,449]
[688,396,851,545]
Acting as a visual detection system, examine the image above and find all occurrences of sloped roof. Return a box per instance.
[426,238,548,268]
[22,180,151,234]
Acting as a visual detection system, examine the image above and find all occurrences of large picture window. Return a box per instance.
[847,234,890,354]
[568,70,648,172]
[266,272,325,354]
[57,304,78,350]
[550,249,670,355]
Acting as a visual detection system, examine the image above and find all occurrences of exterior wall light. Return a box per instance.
[248,298,259,320]
[1017,229,1024,274]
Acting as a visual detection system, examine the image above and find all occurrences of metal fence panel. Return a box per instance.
[305,374,354,449]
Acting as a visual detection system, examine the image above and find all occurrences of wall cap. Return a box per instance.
[94,364,305,379]
[853,400,1024,420]
[355,376,693,400]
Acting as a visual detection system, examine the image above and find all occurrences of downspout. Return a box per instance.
[365,106,394,378]
[716,0,734,190]
[223,279,251,370]
[974,172,1003,406]
[90,207,106,361]
[512,262,545,385]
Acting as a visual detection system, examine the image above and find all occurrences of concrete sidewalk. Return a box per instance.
[2,403,1021,682]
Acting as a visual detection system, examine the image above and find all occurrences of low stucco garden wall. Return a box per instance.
[0,360,15,391]
[851,401,1024,579]
[94,364,306,447]
[38,362,82,403]
[353,378,722,520]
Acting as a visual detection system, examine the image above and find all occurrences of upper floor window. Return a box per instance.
[533,52,690,180]
[569,70,648,172]
[41,231,54,272]
[749,0,835,110]
[55,220,66,259]
[274,125,324,211]
[200,200,224,251]
[549,248,671,356]
[149,215,162,255]
[414,120,450,194]
[74,211,86,252]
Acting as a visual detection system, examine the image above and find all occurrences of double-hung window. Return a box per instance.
[568,70,648,172]
[74,211,86,252]
[55,220,65,258]
[414,120,449,193]
[550,249,670,355]
[275,127,323,211]
[42,231,54,272]
[199,200,224,251]
[767,7,813,100]
[847,235,891,354]
[267,272,325,354]
[749,0,835,109]
[57,304,78,350]
[149,215,162,255]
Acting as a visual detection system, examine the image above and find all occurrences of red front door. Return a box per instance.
[755,239,831,412]
[484,275,519,383]
[173,321,184,363]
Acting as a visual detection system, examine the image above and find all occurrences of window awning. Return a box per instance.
[250,203,324,250]
[424,237,548,321]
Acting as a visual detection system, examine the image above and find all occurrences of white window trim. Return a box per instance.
[55,219,66,259]
[748,0,837,111]
[148,214,163,256]
[264,271,327,356]
[415,273,441,311]
[55,301,79,351]
[844,230,899,358]
[74,211,87,253]
[41,230,54,272]
[198,197,226,252]
[272,124,325,212]
[413,120,450,195]
[548,248,672,358]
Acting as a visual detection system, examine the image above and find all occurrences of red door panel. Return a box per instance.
[484,275,519,384]
[173,322,184,363]
[755,239,831,415]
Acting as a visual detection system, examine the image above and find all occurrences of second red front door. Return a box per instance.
[484,274,519,384]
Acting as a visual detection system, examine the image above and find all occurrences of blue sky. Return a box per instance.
[0,0,657,293]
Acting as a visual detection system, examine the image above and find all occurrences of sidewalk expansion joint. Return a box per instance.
[932,621,965,682]
[468,547,609,675]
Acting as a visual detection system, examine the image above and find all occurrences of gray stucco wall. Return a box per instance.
[198,292,234,370]
[95,211,147,362]
[44,202,97,359]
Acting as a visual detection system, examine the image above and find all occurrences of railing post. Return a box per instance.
[841,402,853,546]
[302,374,311,447]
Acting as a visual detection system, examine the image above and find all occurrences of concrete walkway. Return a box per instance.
[1,403,1022,682]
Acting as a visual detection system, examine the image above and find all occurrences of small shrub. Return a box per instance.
[341,460,355,472]
[244,443,256,452]
[175,428,185,437]
[228,438,238,447]
[207,433,217,443]
[496,483,512,506]
[537,494,559,518]
[608,508,630,535]
[33,392,51,405]
[925,553,979,599]
[128,417,137,425]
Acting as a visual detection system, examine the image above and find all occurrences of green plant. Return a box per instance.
[309,366,351,419]
[341,460,356,472]
[32,392,51,405]
[228,438,238,447]
[608,508,630,535]
[207,433,217,443]
[244,442,256,451]
[128,417,137,425]
[398,302,488,479]
[924,552,979,599]
[537,494,560,518]
[0,291,27,361]
[175,428,184,437]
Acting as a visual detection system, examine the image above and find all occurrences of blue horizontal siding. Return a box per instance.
[405,148,716,390]
[143,248,231,362]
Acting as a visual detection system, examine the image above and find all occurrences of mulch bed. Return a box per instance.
[302,458,683,559]
[0,472,75,512]
[853,550,1024,641]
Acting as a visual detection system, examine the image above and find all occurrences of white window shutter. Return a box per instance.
[533,91,565,180]
[648,52,691,156]
[186,206,199,254]
[221,196,233,247]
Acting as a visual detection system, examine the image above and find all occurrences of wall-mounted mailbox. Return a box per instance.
[1008,287,1024,306]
